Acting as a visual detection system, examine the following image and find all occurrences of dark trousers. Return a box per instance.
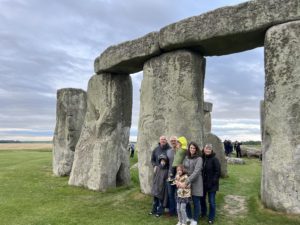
[151,197,163,215]
[166,182,177,216]
[130,150,134,158]
[236,149,241,158]
[225,150,230,156]
[200,191,216,221]
[186,195,201,221]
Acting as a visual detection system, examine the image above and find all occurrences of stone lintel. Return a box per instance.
[94,0,300,75]
[159,0,300,56]
[94,32,161,74]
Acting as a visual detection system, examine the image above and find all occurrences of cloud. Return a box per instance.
[204,48,264,124]
[210,118,261,141]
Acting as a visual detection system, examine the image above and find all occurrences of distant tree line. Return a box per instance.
[0,140,21,143]
[242,140,261,145]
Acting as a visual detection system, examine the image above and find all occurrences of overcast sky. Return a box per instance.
[0,0,264,142]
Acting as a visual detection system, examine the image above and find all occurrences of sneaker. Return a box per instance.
[190,220,197,225]
[208,220,214,224]
[148,212,154,215]
[155,214,161,217]
[186,218,192,223]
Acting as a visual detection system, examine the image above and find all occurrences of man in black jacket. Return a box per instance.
[234,141,242,158]
[151,136,171,172]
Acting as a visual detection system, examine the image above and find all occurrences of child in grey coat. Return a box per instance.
[149,154,169,217]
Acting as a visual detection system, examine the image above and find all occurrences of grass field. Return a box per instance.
[0,149,299,225]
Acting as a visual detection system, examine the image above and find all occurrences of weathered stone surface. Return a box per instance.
[159,0,300,56]
[53,88,87,176]
[204,102,213,112]
[203,102,212,133]
[203,112,211,134]
[204,133,227,177]
[94,32,161,74]
[262,21,300,214]
[69,73,132,191]
[137,50,205,194]
[260,100,265,141]
[242,146,262,158]
[226,157,245,165]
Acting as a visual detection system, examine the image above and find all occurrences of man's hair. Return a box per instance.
[169,136,177,141]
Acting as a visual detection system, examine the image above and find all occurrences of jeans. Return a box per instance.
[167,181,177,215]
[177,202,187,224]
[200,191,216,221]
[186,195,201,221]
[151,197,163,215]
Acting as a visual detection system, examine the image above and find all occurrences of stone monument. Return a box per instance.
[53,88,87,176]
[68,74,132,191]
[54,0,300,213]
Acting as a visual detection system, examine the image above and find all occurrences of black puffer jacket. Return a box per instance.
[202,152,221,192]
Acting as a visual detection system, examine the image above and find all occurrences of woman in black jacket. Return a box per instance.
[200,143,221,224]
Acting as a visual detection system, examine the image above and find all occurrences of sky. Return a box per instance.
[0,0,264,142]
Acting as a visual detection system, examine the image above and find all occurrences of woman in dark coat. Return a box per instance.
[200,143,221,224]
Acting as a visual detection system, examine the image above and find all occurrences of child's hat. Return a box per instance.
[177,136,187,150]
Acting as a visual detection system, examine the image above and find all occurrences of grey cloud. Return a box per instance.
[1,0,259,141]
[205,48,264,121]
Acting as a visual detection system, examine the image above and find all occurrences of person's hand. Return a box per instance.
[179,182,187,188]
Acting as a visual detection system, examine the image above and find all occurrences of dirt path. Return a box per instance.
[223,195,248,217]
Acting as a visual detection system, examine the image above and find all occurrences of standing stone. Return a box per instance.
[226,157,245,165]
[69,74,132,191]
[204,133,227,177]
[53,88,87,176]
[260,100,265,142]
[262,21,300,213]
[204,102,213,134]
[137,50,205,194]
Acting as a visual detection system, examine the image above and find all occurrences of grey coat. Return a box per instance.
[183,155,203,197]
[166,148,175,176]
[151,164,169,200]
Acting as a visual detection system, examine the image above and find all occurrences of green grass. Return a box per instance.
[0,150,299,225]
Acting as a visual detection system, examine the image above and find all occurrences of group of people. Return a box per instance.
[223,140,242,158]
[150,136,221,225]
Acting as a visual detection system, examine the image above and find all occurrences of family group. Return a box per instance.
[150,136,221,225]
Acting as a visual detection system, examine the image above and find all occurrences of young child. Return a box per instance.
[149,154,169,217]
[175,165,191,225]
